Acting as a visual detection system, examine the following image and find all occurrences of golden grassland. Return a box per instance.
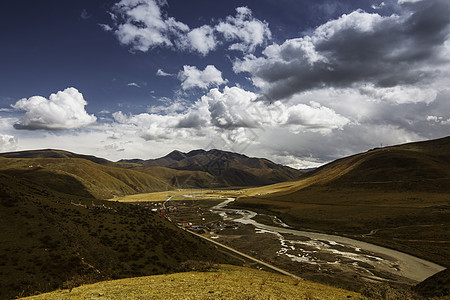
[111,189,239,202]
[22,265,364,300]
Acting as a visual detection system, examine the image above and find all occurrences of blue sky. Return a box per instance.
[1,0,449,168]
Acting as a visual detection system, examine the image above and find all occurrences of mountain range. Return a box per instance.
[0,149,302,197]
[120,149,303,187]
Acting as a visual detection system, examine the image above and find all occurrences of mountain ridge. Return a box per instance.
[119,148,303,187]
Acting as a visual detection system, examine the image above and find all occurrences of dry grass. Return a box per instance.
[22,265,364,300]
[111,189,239,203]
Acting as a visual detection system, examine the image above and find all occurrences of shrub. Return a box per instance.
[360,283,419,300]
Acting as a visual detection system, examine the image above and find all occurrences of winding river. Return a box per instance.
[211,198,446,283]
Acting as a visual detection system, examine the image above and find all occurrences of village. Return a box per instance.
[136,199,241,235]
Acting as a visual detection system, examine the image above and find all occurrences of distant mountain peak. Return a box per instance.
[166,150,187,161]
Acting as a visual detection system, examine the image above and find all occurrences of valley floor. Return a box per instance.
[113,191,445,296]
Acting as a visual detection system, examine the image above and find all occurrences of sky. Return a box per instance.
[0,0,449,168]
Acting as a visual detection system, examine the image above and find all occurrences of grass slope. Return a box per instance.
[0,172,239,299]
[120,165,217,189]
[22,265,363,300]
[0,157,169,199]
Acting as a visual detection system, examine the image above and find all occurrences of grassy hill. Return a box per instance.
[234,137,450,275]
[119,165,217,189]
[0,149,115,166]
[0,157,170,199]
[0,171,240,299]
[22,265,364,300]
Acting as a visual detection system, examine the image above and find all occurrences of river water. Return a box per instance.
[211,198,446,283]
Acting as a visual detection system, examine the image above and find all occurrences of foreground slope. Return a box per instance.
[0,170,239,299]
[235,137,450,270]
[23,265,363,300]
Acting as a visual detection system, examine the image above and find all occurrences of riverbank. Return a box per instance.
[209,199,445,287]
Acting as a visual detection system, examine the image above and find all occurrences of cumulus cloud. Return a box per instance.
[178,65,227,90]
[215,6,271,53]
[186,25,217,55]
[285,101,350,134]
[113,110,197,141]
[108,0,271,55]
[111,85,350,146]
[112,0,189,52]
[12,87,97,130]
[0,134,17,152]
[234,0,450,101]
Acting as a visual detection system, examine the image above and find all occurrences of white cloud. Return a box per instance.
[178,65,227,90]
[186,25,217,56]
[99,24,113,31]
[127,82,141,88]
[215,6,271,53]
[156,68,174,76]
[427,115,450,125]
[202,86,260,129]
[371,2,386,10]
[285,101,350,134]
[270,153,324,169]
[108,1,271,55]
[112,0,189,52]
[110,85,350,149]
[0,134,17,152]
[12,87,97,130]
[112,110,204,141]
